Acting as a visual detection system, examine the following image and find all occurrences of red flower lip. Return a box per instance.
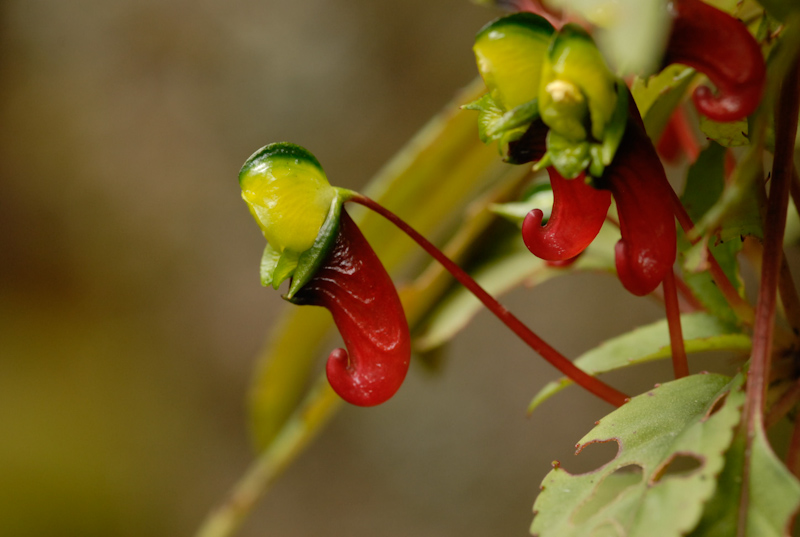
[664,0,766,122]
[290,210,411,407]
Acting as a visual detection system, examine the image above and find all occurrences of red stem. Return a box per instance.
[350,194,630,407]
[745,59,799,428]
[663,271,689,378]
[739,58,800,532]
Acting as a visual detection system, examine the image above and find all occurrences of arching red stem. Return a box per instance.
[601,120,677,296]
[522,168,611,261]
[664,0,766,122]
[291,210,411,407]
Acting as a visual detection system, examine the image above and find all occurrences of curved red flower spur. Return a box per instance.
[290,211,411,407]
[664,0,766,122]
[522,168,611,261]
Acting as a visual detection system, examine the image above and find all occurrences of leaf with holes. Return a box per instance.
[531,373,744,537]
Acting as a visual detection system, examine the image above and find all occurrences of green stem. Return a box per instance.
[195,378,341,537]
[350,194,630,407]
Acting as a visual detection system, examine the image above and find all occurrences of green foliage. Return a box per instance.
[528,314,751,412]
[531,374,745,537]
[689,424,800,536]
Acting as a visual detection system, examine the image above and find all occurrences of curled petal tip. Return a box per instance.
[665,0,765,122]
[522,168,610,261]
[292,210,411,407]
[604,121,677,296]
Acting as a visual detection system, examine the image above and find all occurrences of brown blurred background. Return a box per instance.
[0,1,670,536]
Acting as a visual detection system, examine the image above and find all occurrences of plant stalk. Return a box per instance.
[351,194,630,407]
[663,271,689,378]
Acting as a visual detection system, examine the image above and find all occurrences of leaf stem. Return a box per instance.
[350,194,630,407]
[663,270,689,378]
[194,378,341,537]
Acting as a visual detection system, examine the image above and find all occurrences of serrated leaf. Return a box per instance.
[689,423,800,536]
[531,374,745,537]
[699,116,750,147]
[631,65,697,141]
[528,314,750,413]
[414,225,617,352]
[679,142,749,324]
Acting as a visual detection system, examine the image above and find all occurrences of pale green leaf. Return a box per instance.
[546,0,671,74]
[679,142,747,325]
[631,65,696,141]
[699,117,750,148]
[531,374,745,537]
[528,313,750,413]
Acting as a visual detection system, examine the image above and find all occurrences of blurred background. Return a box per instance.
[0,1,676,536]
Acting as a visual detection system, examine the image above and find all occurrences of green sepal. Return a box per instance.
[286,192,346,299]
[599,82,628,166]
[259,243,282,287]
[540,23,618,142]
[271,250,300,290]
[542,131,591,179]
[485,98,540,137]
[464,93,539,149]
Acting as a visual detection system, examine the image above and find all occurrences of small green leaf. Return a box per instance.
[259,244,281,287]
[531,374,745,537]
[528,314,750,413]
[631,65,696,141]
[678,142,750,324]
[699,116,750,147]
[489,187,554,226]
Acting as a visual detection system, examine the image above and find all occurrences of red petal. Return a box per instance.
[292,210,410,406]
[522,168,611,261]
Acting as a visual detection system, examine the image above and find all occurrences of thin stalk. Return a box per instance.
[745,58,799,431]
[350,194,629,407]
[195,378,341,537]
[663,271,689,378]
[669,190,756,324]
[738,58,800,534]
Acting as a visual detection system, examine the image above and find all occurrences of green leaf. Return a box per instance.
[531,374,745,537]
[414,224,617,352]
[630,65,696,141]
[678,142,750,324]
[689,424,800,536]
[528,313,751,413]
[545,0,673,74]
[699,116,750,148]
